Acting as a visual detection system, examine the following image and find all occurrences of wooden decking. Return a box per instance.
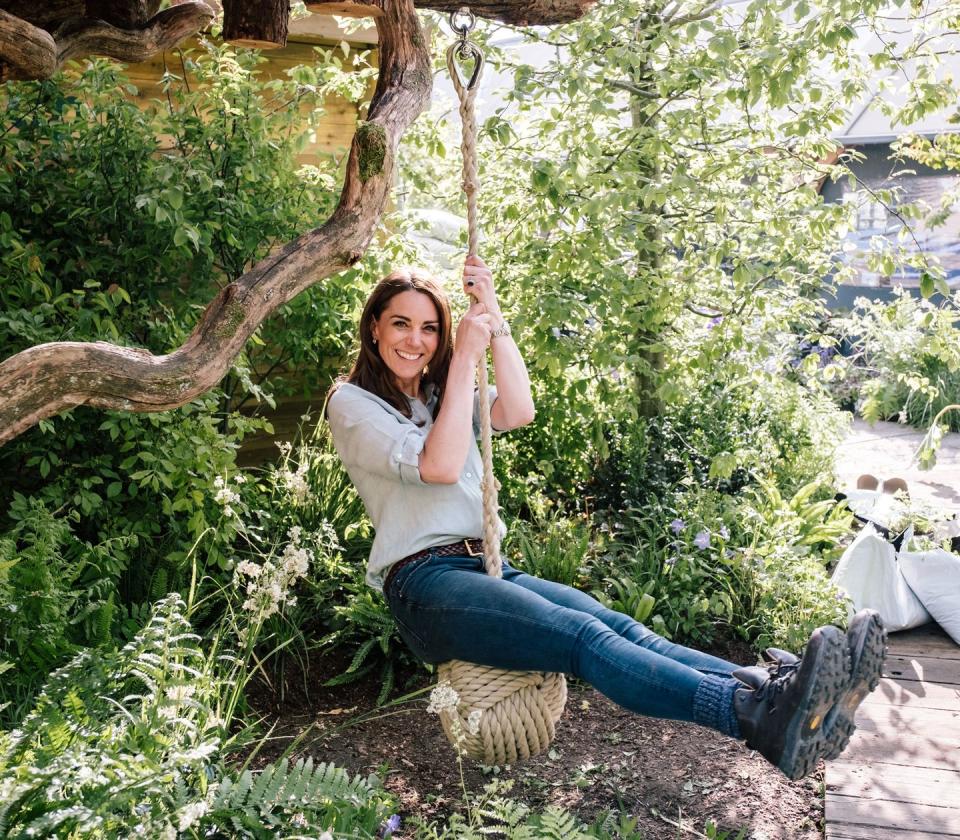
[825,623,960,839]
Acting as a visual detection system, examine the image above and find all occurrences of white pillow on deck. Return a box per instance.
[831,525,931,632]
[898,544,960,645]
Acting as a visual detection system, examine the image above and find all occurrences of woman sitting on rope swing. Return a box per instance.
[326,255,886,780]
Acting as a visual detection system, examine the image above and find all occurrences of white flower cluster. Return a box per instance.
[316,521,342,555]
[213,475,242,519]
[426,682,483,750]
[233,526,313,620]
[426,681,460,715]
[281,460,311,504]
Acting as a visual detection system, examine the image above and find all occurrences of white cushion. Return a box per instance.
[898,544,960,645]
[831,526,931,632]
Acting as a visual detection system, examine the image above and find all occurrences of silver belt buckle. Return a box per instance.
[464,538,483,557]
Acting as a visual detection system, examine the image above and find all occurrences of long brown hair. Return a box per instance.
[334,268,454,419]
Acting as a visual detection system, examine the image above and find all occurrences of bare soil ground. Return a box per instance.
[249,639,824,840]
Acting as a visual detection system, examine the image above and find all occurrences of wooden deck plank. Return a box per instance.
[862,677,960,711]
[884,654,960,686]
[853,702,960,737]
[827,825,960,839]
[888,625,960,659]
[826,625,960,840]
[826,794,960,835]
[842,729,960,771]
[827,762,960,807]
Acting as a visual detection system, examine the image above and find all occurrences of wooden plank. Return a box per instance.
[862,677,960,711]
[888,624,960,659]
[885,655,960,686]
[852,703,960,741]
[827,762,960,808]
[826,794,960,835]
[840,729,960,772]
[828,825,960,839]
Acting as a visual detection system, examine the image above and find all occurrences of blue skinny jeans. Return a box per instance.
[384,552,742,731]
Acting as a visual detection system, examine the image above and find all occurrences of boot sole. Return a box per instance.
[777,625,849,780]
[822,611,887,761]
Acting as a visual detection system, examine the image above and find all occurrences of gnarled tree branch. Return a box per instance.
[0,0,432,446]
[54,3,215,67]
[0,2,214,80]
[0,10,57,81]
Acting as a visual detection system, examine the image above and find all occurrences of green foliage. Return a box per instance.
[505,508,599,587]
[319,584,408,706]
[207,757,385,838]
[0,594,394,838]
[838,290,960,432]
[0,495,141,719]
[228,422,417,704]
[736,479,853,650]
[412,780,638,839]
[0,44,365,705]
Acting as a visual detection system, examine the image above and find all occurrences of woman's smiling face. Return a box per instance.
[372,290,440,396]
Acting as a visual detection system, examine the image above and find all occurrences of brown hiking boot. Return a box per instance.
[734,625,849,780]
[762,610,887,761]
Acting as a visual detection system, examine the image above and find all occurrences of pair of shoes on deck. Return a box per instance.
[857,474,909,496]
[732,610,886,780]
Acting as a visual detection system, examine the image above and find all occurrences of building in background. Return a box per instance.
[821,40,960,307]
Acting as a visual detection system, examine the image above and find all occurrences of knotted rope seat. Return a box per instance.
[434,9,567,764]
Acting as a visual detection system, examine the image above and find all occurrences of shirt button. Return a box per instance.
[394,453,401,461]
[465,471,472,478]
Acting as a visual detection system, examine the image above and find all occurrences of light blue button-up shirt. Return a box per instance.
[326,381,506,591]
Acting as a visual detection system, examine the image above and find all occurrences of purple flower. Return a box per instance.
[670,518,686,534]
[665,555,678,569]
[707,316,723,330]
[719,525,730,540]
[694,530,711,550]
[380,814,401,837]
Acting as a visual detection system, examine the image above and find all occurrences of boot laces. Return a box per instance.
[755,662,800,709]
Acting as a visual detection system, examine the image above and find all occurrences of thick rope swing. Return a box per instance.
[435,8,567,764]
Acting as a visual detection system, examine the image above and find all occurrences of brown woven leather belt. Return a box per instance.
[383,538,484,595]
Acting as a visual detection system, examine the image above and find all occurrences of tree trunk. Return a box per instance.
[629,13,663,420]
[84,1,162,28]
[222,0,288,48]
[0,2,84,29]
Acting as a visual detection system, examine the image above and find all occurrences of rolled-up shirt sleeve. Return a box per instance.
[472,385,501,438]
[327,389,426,485]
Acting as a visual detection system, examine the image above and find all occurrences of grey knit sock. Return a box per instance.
[692,674,742,739]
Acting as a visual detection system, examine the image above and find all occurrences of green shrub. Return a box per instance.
[0,593,395,838]
[838,290,960,431]
[505,508,599,587]
[0,44,365,703]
